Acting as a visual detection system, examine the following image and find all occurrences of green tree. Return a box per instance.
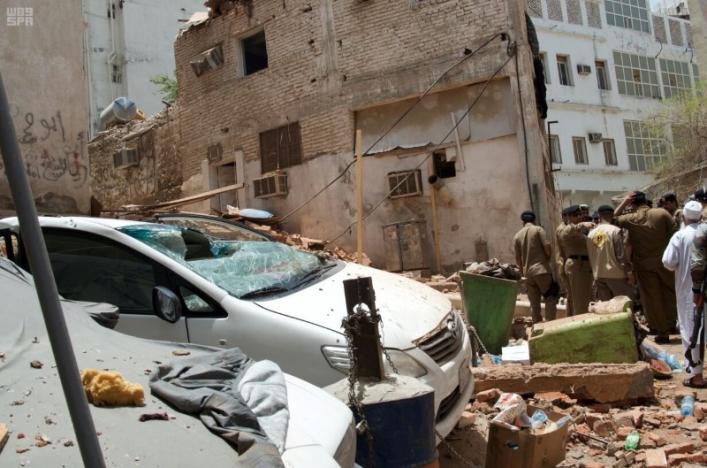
[150,73,178,104]
[649,80,707,177]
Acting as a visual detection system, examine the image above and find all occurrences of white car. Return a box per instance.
[1,216,473,437]
[0,256,355,467]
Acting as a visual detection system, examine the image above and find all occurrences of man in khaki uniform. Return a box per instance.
[556,212,573,317]
[587,205,635,301]
[615,191,676,343]
[557,205,594,315]
[514,211,557,323]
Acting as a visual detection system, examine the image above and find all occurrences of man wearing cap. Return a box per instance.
[514,211,557,322]
[664,201,705,387]
[557,205,594,315]
[615,191,677,343]
[587,205,634,301]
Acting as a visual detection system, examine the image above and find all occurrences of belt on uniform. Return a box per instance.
[568,255,589,260]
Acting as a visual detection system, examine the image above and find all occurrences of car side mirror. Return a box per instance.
[152,286,182,323]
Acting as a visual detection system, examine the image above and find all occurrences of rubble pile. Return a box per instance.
[240,220,372,266]
[444,380,707,468]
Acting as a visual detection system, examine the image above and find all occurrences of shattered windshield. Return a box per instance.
[119,224,329,299]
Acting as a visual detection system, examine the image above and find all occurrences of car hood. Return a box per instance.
[255,262,453,349]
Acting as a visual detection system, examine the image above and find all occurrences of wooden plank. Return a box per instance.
[429,160,442,273]
[121,183,244,211]
[355,129,364,264]
[0,423,8,454]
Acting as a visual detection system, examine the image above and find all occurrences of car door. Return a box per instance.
[39,228,189,343]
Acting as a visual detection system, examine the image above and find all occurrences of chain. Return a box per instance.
[466,324,489,356]
[377,315,399,375]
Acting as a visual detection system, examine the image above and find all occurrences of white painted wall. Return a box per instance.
[85,0,201,135]
[531,0,697,206]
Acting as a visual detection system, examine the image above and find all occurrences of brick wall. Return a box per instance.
[174,0,515,186]
[89,108,181,209]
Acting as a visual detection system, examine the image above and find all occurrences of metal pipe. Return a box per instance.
[0,72,106,467]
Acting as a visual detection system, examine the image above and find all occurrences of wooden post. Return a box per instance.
[355,129,364,263]
[429,161,443,273]
[343,277,384,380]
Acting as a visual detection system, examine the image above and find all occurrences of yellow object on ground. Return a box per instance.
[81,369,145,407]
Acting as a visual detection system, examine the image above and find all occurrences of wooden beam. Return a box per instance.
[121,183,244,211]
[429,160,442,273]
[355,129,364,264]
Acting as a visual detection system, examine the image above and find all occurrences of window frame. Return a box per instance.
[387,170,423,199]
[549,134,562,164]
[39,227,227,319]
[539,52,551,84]
[240,29,269,76]
[623,120,666,171]
[595,60,610,90]
[572,136,589,165]
[613,51,660,98]
[605,0,650,33]
[659,58,692,98]
[556,54,573,86]
[602,139,618,166]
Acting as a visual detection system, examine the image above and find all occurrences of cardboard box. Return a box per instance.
[485,406,569,468]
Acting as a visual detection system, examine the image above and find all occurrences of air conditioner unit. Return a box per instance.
[577,64,592,75]
[588,132,603,143]
[253,171,288,198]
[190,44,224,77]
[113,148,138,168]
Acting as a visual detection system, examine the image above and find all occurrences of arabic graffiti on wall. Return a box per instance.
[0,107,88,188]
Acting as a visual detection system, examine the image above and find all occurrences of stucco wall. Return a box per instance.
[0,0,90,213]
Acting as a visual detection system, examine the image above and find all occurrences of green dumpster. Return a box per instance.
[460,272,519,355]
[529,311,638,364]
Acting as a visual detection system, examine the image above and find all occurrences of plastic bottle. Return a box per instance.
[681,395,695,417]
[530,410,549,429]
[624,431,640,451]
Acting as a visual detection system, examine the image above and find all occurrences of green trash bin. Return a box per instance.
[460,271,519,355]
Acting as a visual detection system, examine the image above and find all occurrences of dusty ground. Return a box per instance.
[439,335,707,467]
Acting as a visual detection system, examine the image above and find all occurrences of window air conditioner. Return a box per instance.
[253,171,288,198]
[113,148,138,168]
[588,132,603,143]
[577,64,592,75]
[190,44,224,77]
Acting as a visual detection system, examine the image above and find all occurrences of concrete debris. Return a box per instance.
[464,258,521,280]
[472,362,654,403]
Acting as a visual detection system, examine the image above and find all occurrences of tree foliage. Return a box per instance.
[649,80,707,177]
[150,73,178,104]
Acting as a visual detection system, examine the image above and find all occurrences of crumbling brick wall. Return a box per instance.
[89,108,181,210]
[174,0,513,186]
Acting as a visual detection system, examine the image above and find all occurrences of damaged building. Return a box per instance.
[90,0,559,273]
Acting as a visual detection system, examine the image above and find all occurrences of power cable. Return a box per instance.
[327,50,516,245]
[279,32,508,222]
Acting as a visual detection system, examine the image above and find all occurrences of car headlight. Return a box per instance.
[333,416,357,468]
[322,346,427,378]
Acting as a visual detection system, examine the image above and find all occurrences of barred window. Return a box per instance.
[624,120,666,171]
[613,51,660,98]
[606,0,650,33]
[387,170,422,199]
[659,59,691,98]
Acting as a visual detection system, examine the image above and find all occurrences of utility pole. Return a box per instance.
[355,129,364,263]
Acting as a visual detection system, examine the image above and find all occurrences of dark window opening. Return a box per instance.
[433,150,456,178]
[243,30,268,75]
[259,122,302,173]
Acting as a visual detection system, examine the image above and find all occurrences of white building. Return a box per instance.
[529,0,698,207]
[84,0,202,135]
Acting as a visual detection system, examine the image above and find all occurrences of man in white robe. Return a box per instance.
[662,201,704,388]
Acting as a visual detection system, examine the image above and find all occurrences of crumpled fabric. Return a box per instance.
[465,258,521,280]
[149,348,288,467]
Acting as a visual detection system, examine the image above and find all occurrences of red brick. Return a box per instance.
[645,448,667,468]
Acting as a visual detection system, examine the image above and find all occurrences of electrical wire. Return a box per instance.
[326,50,516,245]
[278,32,507,222]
